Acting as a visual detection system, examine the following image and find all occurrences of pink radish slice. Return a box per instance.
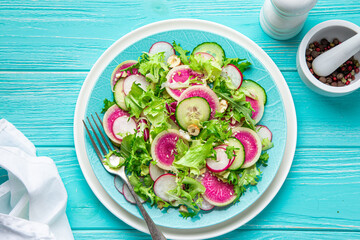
[206,145,234,172]
[195,52,215,61]
[196,196,215,211]
[256,125,272,141]
[165,65,202,100]
[114,175,123,194]
[232,127,262,169]
[221,64,243,89]
[178,85,220,119]
[103,105,137,145]
[150,129,184,170]
[153,174,177,202]
[149,163,165,181]
[201,171,236,207]
[111,60,138,88]
[123,74,150,95]
[149,41,175,62]
[123,184,146,204]
[246,96,264,124]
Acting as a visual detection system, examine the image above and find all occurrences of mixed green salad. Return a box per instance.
[101,41,273,217]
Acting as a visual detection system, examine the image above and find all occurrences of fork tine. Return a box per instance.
[95,112,119,151]
[91,114,112,152]
[87,117,107,156]
[83,120,103,160]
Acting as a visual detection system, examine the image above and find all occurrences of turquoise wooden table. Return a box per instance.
[1,0,360,239]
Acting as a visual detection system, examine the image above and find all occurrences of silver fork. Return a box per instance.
[83,113,166,240]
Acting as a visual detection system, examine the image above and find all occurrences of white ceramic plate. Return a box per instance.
[74,19,297,239]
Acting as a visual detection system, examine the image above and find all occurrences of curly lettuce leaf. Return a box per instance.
[188,54,222,82]
[137,52,169,84]
[223,57,251,73]
[262,138,274,151]
[173,140,213,175]
[172,41,190,65]
[198,119,232,143]
[101,98,115,114]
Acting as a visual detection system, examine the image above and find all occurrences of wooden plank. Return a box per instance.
[0,0,359,71]
[72,229,360,239]
[33,147,360,230]
[1,72,359,147]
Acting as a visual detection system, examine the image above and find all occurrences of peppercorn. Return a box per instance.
[333,38,339,45]
[319,76,326,83]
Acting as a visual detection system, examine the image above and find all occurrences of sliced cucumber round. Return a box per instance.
[175,97,210,130]
[113,78,128,110]
[241,80,267,105]
[225,137,245,170]
[192,42,225,66]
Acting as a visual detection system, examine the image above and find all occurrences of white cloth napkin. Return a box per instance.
[0,119,73,240]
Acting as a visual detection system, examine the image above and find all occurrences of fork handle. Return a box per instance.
[124,181,167,240]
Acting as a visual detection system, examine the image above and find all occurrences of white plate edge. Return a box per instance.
[73,18,297,239]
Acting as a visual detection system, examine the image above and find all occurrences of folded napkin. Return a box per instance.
[0,119,73,240]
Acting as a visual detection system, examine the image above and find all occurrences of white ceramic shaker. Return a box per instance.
[260,0,317,40]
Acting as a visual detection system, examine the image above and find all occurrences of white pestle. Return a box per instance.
[312,33,360,77]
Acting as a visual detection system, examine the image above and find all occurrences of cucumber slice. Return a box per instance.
[192,42,225,66]
[175,97,211,130]
[113,78,128,110]
[241,80,267,105]
[225,137,245,170]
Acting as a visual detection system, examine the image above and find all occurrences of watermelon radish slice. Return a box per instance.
[111,60,138,89]
[153,173,177,203]
[221,64,243,89]
[206,145,234,172]
[178,85,220,119]
[123,74,150,95]
[232,127,262,169]
[150,129,186,170]
[256,125,272,141]
[165,65,202,100]
[114,175,124,195]
[246,96,264,124]
[123,183,146,204]
[197,197,215,211]
[201,171,236,207]
[103,105,137,145]
[149,41,175,62]
[149,163,165,181]
[195,52,216,61]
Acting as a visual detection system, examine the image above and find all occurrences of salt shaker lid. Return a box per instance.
[272,0,317,15]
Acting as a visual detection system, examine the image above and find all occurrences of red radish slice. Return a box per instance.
[201,171,236,207]
[221,64,243,89]
[111,60,138,88]
[123,74,150,95]
[151,129,186,170]
[149,41,175,62]
[246,96,264,124]
[165,65,202,100]
[123,183,146,204]
[197,197,215,211]
[103,105,137,145]
[149,163,165,181]
[114,175,123,195]
[232,127,262,169]
[153,174,177,202]
[195,52,215,61]
[178,85,220,119]
[256,125,272,141]
[206,145,234,172]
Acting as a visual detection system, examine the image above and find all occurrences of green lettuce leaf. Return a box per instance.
[172,41,190,65]
[173,140,213,175]
[261,138,274,151]
[188,54,222,82]
[223,57,251,73]
[101,98,115,113]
